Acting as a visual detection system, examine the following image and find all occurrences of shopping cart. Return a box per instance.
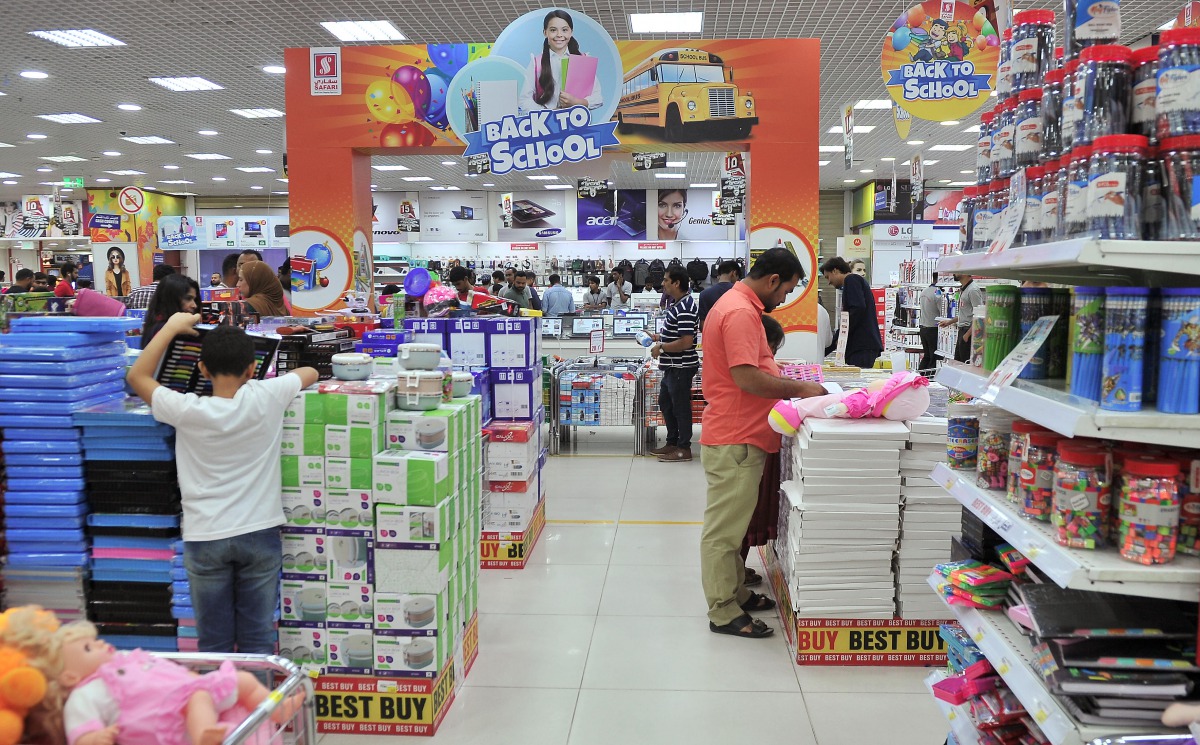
[159,653,317,745]
[549,357,647,454]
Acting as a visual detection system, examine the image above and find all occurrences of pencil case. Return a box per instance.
[5,552,89,567]
[0,356,127,376]
[0,380,126,402]
[6,502,89,518]
[7,541,89,553]
[3,491,87,505]
[0,368,126,390]
[0,392,124,415]
[9,316,140,334]
[0,341,126,362]
[4,453,84,466]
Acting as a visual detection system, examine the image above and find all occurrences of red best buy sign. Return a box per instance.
[315,665,456,736]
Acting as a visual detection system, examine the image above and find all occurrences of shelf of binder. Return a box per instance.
[936,363,1200,449]
[924,671,982,745]
[931,463,1200,602]
[925,575,1126,745]
[936,239,1200,286]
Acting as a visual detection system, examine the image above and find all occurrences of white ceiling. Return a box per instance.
[0,0,1182,203]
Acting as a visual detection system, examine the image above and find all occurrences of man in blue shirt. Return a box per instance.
[697,260,742,331]
[540,274,575,316]
[649,266,699,462]
[820,256,882,369]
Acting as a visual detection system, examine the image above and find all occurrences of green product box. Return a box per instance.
[375,498,453,544]
[373,541,453,594]
[374,591,448,635]
[325,424,385,458]
[281,424,326,457]
[373,450,451,506]
[284,389,326,425]
[281,456,325,488]
[324,391,393,427]
[324,489,374,533]
[450,395,482,431]
[385,407,463,454]
[324,457,373,491]
[282,487,325,529]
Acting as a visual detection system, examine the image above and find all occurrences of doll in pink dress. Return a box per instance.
[1,608,296,745]
[767,370,932,436]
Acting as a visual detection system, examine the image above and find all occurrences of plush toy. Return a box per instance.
[0,643,49,745]
[768,371,932,436]
[1162,701,1200,728]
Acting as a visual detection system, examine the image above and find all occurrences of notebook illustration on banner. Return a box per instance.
[467,80,518,134]
[534,54,598,104]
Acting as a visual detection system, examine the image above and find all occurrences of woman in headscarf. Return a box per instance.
[237,260,288,317]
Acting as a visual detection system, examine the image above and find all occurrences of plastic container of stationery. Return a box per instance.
[6,464,84,480]
[0,332,123,348]
[9,316,140,333]
[0,414,78,429]
[0,368,127,389]
[0,341,126,362]
[6,502,89,518]
[0,356,129,376]
[5,553,89,567]
[4,453,84,467]
[4,427,82,441]
[0,392,125,416]
[2,491,87,505]
[0,380,126,402]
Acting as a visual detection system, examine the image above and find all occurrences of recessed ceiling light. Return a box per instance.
[690,183,718,188]
[320,20,406,41]
[276,178,289,183]
[961,170,974,174]
[860,169,874,174]
[429,185,461,191]
[939,179,953,184]
[149,76,223,91]
[250,185,264,190]
[272,190,288,195]
[1159,19,1176,30]
[229,108,284,118]
[212,176,226,181]
[163,165,179,169]
[185,153,231,160]
[854,99,894,109]
[143,185,157,190]
[666,161,687,167]
[818,145,843,153]
[95,177,111,183]
[371,184,378,189]
[121,135,174,144]
[527,175,557,180]
[0,143,13,148]
[262,65,287,75]
[41,155,87,162]
[844,179,857,183]
[881,157,896,162]
[235,166,275,173]
[818,161,830,166]
[372,165,410,171]
[924,159,940,165]
[197,129,219,136]
[544,184,574,190]
[907,140,925,145]
[963,125,982,133]
[20,71,49,79]
[940,120,960,126]
[828,125,876,134]
[402,176,433,182]
[0,172,19,179]
[440,161,456,166]
[37,113,101,124]
[29,29,125,47]
[105,169,145,175]
[654,173,686,179]
[60,188,72,192]
[256,149,274,154]
[27,133,48,140]
[116,103,142,111]
[482,182,495,187]
[629,12,703,33]
[102,151,121,156]
[949,180,975,186]
[158,179,193,184]
[1,181,16,185]
[929,144,973,152]
[36,167,53,173]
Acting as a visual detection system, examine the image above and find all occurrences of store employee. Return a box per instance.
[954,273,985,363]
[605,269,632,310]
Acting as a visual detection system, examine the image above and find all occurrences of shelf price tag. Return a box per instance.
[981,315,1060,402]
[997,657,1011,675]
[972,629,985,643]
[1034,704,1050,724]
[947,710,957,721]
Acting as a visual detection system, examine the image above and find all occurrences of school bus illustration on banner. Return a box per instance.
[615,48,759,142]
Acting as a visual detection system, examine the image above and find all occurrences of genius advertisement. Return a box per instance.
[648,188,734,241]
[882,0,998,121]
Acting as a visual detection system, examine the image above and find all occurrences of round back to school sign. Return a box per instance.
[881,0,999,122]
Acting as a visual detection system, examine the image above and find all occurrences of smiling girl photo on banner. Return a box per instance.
[519,9,603,115]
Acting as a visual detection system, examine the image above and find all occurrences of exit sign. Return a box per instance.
[62,176,84,188]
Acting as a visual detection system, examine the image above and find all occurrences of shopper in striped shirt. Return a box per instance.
[649,266,699,463]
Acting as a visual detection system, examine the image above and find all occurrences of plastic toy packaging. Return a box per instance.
[978,112,996,184]
[995,543,1032,574]
[1069,287,1105,401]
[1160,135,1200,240]
[1052,443,1111,548]
[1085,134,1148,240]
[1041,69,1065,162]
[979,687,1028,725]
[1131,45,1160,143]
[976,405,1017,490]
[937,559,1016,588]
[1101,287,1149,412]
[1155,29,1200,141]
[1157,288,1200,414]
[1006,420,1046,504]
[1079,46,1133,145]
[1019,430,1066,521]
[1118,455,1181,565]
[1011,10,1056,93]
[1015,90,1044,169]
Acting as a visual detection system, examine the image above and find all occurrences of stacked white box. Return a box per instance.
[896,415,959,619]
[777,419,908,619]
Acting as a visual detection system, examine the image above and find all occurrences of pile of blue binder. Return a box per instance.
[74,397,180,652]
[0,317,137,622]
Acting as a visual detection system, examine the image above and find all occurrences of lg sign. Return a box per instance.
[888,225,900,237]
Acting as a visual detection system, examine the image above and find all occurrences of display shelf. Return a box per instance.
[937,349,953,358]
[936,362,1200,448]
[925,574,1126,745]
[892,326,920,334]
[924,671,982,745]
[936,239,1200,286]
[931,463,1200,601]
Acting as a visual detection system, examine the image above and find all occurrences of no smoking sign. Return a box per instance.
[118,186,145,214]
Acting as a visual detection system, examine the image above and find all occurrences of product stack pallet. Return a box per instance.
[75,401,180,651]
[481,414,546,569]
[278,370,484,736]
[896,416,959,620]
[0,318,136,622]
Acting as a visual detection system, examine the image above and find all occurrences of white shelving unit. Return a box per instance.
[937,238,1200,286]
[936,363,1200,448]
[924,671,982,745]
[931,463,1200,601]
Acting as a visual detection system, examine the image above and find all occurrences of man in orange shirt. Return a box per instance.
[700,248,826,638]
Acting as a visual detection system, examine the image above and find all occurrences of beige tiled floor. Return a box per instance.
[321,430,949,744]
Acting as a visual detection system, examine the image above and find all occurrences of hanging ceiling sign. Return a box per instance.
[633,152,667,171]
[891,100,913,139]
[882,0,999,121]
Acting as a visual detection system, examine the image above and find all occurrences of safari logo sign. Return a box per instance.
[881,0,998,121]
[311,48,342,96]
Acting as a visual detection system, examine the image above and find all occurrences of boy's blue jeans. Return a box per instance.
[184,526,282,654]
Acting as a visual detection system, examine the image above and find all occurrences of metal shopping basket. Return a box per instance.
[158,653,317,745]
[549,357,648,455]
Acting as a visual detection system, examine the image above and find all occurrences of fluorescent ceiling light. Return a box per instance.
[666,161,687,167]
[277,178,289,183]
[170,192,198,196]
[235,166,275,173]
[41,155,87,162]
[163,165,179,169]
[250,185,264,190]
[143,186,156,190]
[690,183,718,188]
[482,183,495,187]
[818,145,843,153]
[122,135,174,144]
[212,177,226,181]
[961,170,974,174]
[0,143,13,148]
[197,129,219,136]
[372,165,410,171]
[440,160,456,166]
[321,20,406,41]
[928,144,973,151]
[29,29,125,47]
[262,65,286,74]
[939,179,953,183]
[0,172,19,179]
[1,181,16,185]
[963,125,981,133]
[629,12,703,33]
[229,108,284,118]
[526,175,557,180]
[990,91,998,97]
[185,153,231,160]
[402,176,433,182]
[158,180,193,184]
[37,113,101,124]
[149,76,223,91]
[272,191,288,195]
[544,184,574,190]
[20,71,49,79]
[105,169,145,175]
[27,134,48,139]
[940,120,960,126]
[102,151,121,156]
[860,169,874,174]
[95,178,111,183]
[843,179,857,183]
[907,140,925,145]
[36,167,53,173]
[429,186,461,191]
[256,149,274,154]
[881,157,896,162]
[854,99,893,109]
[924,159,940,164]
[818,160,831,166]
[827,125,876,134]
[1159,18,1176,30]
[949,181,974,186]
[654,173,686,179]
[117,103,142,111]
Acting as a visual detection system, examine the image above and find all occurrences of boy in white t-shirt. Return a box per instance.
[127,313,318,654]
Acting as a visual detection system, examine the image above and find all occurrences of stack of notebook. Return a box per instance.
[897,416,959,619]
[778,418,908,618]
[0,317,136,620]
[75,398,181,651]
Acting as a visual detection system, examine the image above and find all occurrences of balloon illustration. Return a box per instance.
[975,34,989,50]
[892,12,908,30]
[982,20,997,37]
[907,4,927,27]
[423,67,450,130]
[468,43,491,61]
[986,34,999,46]
[427,44,468,77]
[365,79,415,124]
[391,66,432,119]
[973,9,987,29]
[893,27,912,51]
[379,122,435,148]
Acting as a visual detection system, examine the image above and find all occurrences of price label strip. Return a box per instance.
[980,315,1059,403]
